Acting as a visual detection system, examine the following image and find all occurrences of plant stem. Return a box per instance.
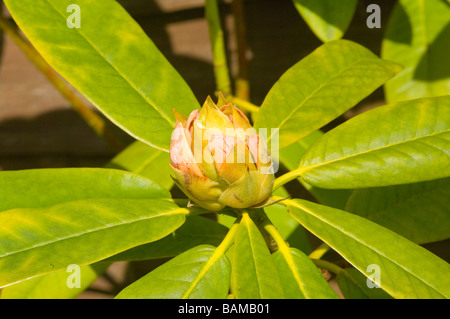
[243,209,278,252]
[205,0,232,96]
[273,167,305,191]
[256,194,343,277]
[260,212,287,252]
[309,242,331,259]
[229,95,260,113]
[310,258,344,275]
[0,15,126,152]
[231,0,249,100]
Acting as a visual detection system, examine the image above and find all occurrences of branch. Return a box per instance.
[231,0,249,100]
[205,0,232,95]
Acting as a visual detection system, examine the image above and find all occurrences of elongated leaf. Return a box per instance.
[0,198,187,287]
[286,198,450,298]
[382,0,450,102]
[106,216,229,261]
[293,0,357,42]
[0,262,108,299]
[4,0,199,151]
[115,245,231,299]
[105,141,173,190]
[272,247,339,299]
[336,268,393,299]
[299,96,450,189]
[231,213,284,299]
[345,178,450,244]
[279,131,352,209]
[0,168,170,212]
[254,39,401,149]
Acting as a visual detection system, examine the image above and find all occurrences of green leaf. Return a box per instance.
[382,0,450,103]
[277,130,323,166]
[286,198,450,298]
[254,39,401,149]
[106,216,229,261]
[336,268,393,299]
[0,198,187,287]
[292,0,357,42]
[345,178,450,244]
[4,0,200,151]
[105,141,173,190]
[0,262,108,299]
[272,247,339,299]
[299,96,450,189]
[115,245,231,299]
[231,213,284,299]
[0,168,170,212]
[279,131,352,209]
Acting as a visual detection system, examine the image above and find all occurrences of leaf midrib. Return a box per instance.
[0,207,188,258]
[135,149,164,174]
[265,57,385,143]
[277,247,308,298]
[43,0,174,127]
[244,216,265,298]
[300,127,449,173]
[180,247,219,298]
[287,199,447,298]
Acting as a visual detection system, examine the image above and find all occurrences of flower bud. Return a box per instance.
[169,95,274,211]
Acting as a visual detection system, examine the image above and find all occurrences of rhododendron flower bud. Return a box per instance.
[169,95,274,211]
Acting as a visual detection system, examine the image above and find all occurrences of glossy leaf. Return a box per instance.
[299,96,450,189]
[293,0,357,42]
[106,216,229,261]
[382,0,450,102]
[105,141,174,190]
[272,247,339,299]
[336,268,393,299]
[231,213,284,299]
[345,178,450,244]
[0,168,170,212]
[0,198,188,287]
[4,0,200,151]
[0,263,108,299]
[279,131,352,209]
[254,39,401,149]
[115,245,231,299]
[286,198,450,298]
